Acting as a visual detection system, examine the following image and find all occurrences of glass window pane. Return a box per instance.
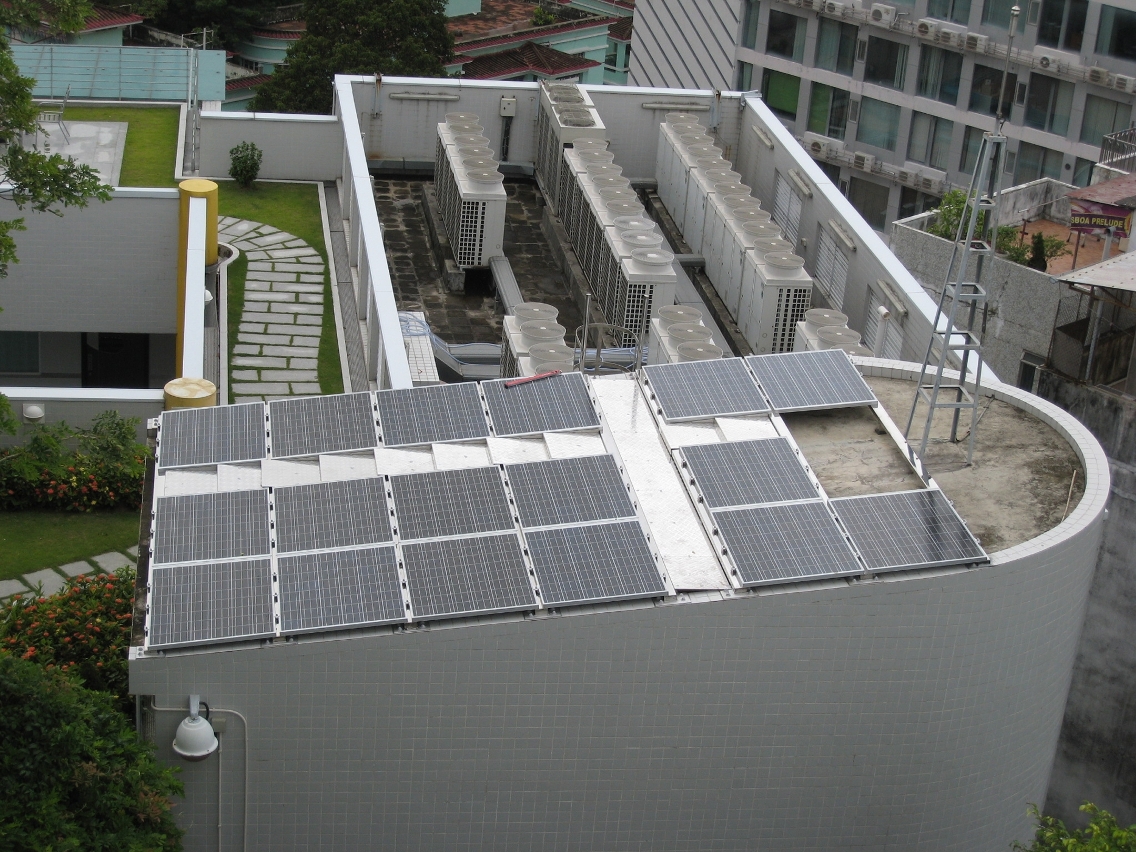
[0,331,39,373]
[927,0,970,25]
[808,84,832,135]
[1015,142,1063,183]
[959,126,983,175]
[1097,5,1136,61]
[969,64,1015,115]
[762,69,801,120]
[917,46,962,105]
[864,37,908,89]
[930,116,953,169]
[1065,0,1088,51]
[982,0,1025,30]
[848,176,890,230]
[818,161,842,184]
[816,18,856,75]
[856,97,901,151]
[736,61,753,90]
[1037,0,1064,46]
[1073,158,1095,187]
[1081,94,1132,145]
[741,0,760,50]
[908,113,931,163]
[767,10,805,61]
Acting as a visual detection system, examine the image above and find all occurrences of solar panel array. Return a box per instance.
[158,402,266,469]
[402,533,536,619]
[152,490,271,565]
[269,393,378,458]
[376,382,489,447]
[643,358,769,422]
[526,521,665,606]
[482,372,600,436]
[680,438,817,508]
[831,489,987,571]
[391,467,514,541]
[278,546,404,633]
[148,559,274,648]
[746,349,877,413]
[505,455,634,527]
[275,478,392,553]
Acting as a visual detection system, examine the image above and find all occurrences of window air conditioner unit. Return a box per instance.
[853,152,876,172]
[870,3,896,26]
[825,1,847,14]
[802,132,831,158]
[965,33,989,52]
[1087,67,1109,85]
[936,27,966,47]
[1114,74,1136,93]
[916,18,940,39]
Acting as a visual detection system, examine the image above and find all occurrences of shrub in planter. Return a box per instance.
[229,141,263,188]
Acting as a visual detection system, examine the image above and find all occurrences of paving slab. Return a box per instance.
[261,369,319,382]
[127,545,139,558]
[299,274,326,283]
[291,383,323,394]
[0,579,29,598]
[232,382,291,394]
[92,552,134,573]
[273,283,324,294]
[232,369,261,380]
[59,560,95,577]
[263,345,322,357]
[296,314,323,325]
[233,355,289,368]
[289,358,319,369]
[233,344,263,355]
[268,324,321,336]
[271,303,323,315]
[298,294,324,304]
[23,569,66,596]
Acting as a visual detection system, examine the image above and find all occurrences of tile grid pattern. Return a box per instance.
[219,217,326,401]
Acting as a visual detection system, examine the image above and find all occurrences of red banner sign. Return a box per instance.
[1069,199,1133,238]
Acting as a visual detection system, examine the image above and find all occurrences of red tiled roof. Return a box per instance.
[608,16,632,41]
[448,0,539,40]
[558,0,633,9]
[1068,173,1136,208]
[460,40,599,79]
[251,27,303,40]
[455,15,617,51]
[226,74,272,92]
[80,4,143,31]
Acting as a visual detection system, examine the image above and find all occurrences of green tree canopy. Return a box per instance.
[250,0,454,115]
[0,652,183,852]
[152,0,279,49]
[1014,803,1136,852]
[0,0,111,278]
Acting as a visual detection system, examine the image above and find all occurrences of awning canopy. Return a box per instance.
[1059,249,1136,293]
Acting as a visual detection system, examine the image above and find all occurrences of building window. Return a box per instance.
[908,112,953,170]
[927,0,970,25]
[968,64,1015,116]
[0,331,39,373]
[898,186,942,219]
[1015,141,1063,183]
[815,18,857,76]
[766,10,806,62]
[1038,0,1087,50]
[740,0,760,50]
[1072,157,1095,187]
[761,68,801,120]
[856,97,901,151]
[863,36,908,90]
[808,83,850,140]
[1080,94,1132,146]
[959,125,984,175]
[848,176,890,231]
[982,0,1025,31]
[736,61,753,90]
[1024,73,1073,136]
[814,227,849,311]
[817,161,842,185]
[916,46,962,105]
[773,173,804,245]
[1095,5,1136,61]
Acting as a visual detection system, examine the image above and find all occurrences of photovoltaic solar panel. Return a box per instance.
[268,393,377,458]
[830,489,988,572]
[391,466,514,540]
[642,358,769,422]
[526,520,665,607]
[376,382,489,447]
[746,349,877,413]
[277,546,404,633]
[680,438,817,508]
[158,402,266,469]
[147,559,274,648]
[275,478,392,554]
[153,490,270,565]
[482,372,600,436]
[402,532,536,620]
[714,501,862,586]
[505,455,634,528]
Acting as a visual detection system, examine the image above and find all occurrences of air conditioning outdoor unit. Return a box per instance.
[918,168,947,194]
[853,152,876,172]
[802,132,831,158]
[825,1,846,14]
[936,27,966,47]
[1088,67,1110,85]
[965,32,989,52]
[1034,51,1058,71]
[916,18,940,38]
[435,120,507,269]
[799,0,819,9]
[1114,74,1136,93]
[827,139,845,156]
[870,3,896,27]
[897,169,916,186]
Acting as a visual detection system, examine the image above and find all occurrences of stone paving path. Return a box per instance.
[219,217,327,401]
[0,546,138,601]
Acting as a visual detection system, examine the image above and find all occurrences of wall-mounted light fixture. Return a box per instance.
[173,694,218,761]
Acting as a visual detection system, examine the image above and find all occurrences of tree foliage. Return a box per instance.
[152,0,278,48]
[1014,803,1136,852]
[927,189,1070,272]
[249,0,454,115]
[2,568,137,714]
[0,652,183,852]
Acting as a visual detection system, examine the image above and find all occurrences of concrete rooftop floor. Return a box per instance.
[33,121,126,186]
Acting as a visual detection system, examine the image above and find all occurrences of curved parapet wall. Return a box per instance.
[129,362,1109,852]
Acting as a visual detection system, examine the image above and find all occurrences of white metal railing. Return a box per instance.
[335,76,413,390]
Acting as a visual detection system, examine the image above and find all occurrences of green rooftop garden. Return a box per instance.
[61,105,181,187]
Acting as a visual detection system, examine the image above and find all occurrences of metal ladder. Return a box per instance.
[905,6,1019,469]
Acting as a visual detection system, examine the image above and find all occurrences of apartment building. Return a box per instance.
[630,0,1136,231]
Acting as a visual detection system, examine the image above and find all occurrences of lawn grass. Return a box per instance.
[218,182,343,395]
[0,511,139,580]
[61,105,181,187]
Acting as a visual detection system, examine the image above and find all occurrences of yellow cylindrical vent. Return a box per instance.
[164,377,217,410]
[176,179,219,375]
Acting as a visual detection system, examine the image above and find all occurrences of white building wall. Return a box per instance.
[130,372,1108,852]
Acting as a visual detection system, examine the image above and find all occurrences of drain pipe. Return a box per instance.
[873,304,891,357]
